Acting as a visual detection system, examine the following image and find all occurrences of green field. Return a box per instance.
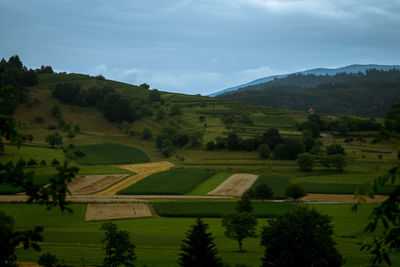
[188,172,232,195]
[74,143,150,165]
[118,168,217,195]
[0,203,398,267]
[153,201,299,217]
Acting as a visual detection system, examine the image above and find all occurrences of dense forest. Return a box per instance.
[218,69,400,117]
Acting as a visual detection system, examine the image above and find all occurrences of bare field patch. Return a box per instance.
[97,161,175,195]
[85,203,153,221]
[68,174,129,194]
[207,173,259,197]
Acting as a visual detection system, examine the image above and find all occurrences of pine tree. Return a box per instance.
[177,218,222,267]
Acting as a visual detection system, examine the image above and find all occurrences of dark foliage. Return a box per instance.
[177,218,222,267]
[260,206,344,267]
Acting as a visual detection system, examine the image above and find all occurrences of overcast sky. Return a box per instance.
[1,0,400,95]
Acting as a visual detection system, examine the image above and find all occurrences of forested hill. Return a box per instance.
[217,69,400,118]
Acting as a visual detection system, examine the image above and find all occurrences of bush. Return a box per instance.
[327,144,345,155]
[35,116,44,124]
[51,159,60,166]
[47,124,56,130]
[17,158,26,167]
[258,144,271,159]
[74,150,86,157]
[142,128,152,139]
[285,183,307,200]
[27,158,37,167]
[206,141,216,151]
[296,153,314,171]
[40,160,47,166]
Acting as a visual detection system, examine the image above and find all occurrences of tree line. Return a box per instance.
[52,83,152,123]
[218,69,400,117]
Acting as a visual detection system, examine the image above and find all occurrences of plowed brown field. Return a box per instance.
[207,173,259,197]
[85,203,153,221]
[68,174,129,194]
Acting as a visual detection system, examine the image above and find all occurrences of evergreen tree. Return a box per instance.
[177,218,222,267]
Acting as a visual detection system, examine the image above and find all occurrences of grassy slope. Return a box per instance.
[1,203,398,267]
[74,143,150,165]
[118,168,217,195]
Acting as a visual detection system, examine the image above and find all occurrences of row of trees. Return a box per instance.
[156,126,203,157]
[52,83,150,123]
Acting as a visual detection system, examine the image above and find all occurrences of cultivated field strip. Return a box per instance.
[96,161,175,195]
[85,203,153,221]
[207,173,259,197]
[68,174,129,194]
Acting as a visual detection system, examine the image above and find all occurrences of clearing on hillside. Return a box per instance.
[67,174,129,194]
[207,173,259,197]
[85,203,153,221]
[74,143,150,165]
[98,161,175,195]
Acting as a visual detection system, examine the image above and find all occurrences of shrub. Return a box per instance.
[254,183,273,200]
[74,150,86,157]
[27,158,37,167]
[296,153,314,171]
[51,159,60,166]
[206,141,216,151]
[35,116,44,124]
[258,144,271,159]
[285,183,307,200]
[40,160,47,166]
[327,144,345,155]
[17,158,26,167]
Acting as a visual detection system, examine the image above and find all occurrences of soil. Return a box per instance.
[68,174,129,194]
[207,173,259,197]
[96,161,175,195]
[85,203,153,221]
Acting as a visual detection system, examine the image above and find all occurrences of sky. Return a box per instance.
[1,0,400,95]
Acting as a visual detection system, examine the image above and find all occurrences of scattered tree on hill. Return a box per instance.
[177,218,222,267]
[257,144,271,159]
[170,105,181,116]
[73,125,80,133]
[222,212,258,252]
[148,89,161,102]
[51,105,62,119]
[260,206,344,267]
[285,183,307,200]
[45,133,63,148]
[261,128,282,150]
[206,141,216,150]
[40,160,47,166]
[274,138,305,160]
[297,153,314,171]
[51,159,60,166]
[35,65,54,74]
[320,155,347,172]
[139,83,150,90]
[302,129,316,151]
[0,211,43,267]
[100,222,136,267]
[67,131,75,141]
[327,144,346,155]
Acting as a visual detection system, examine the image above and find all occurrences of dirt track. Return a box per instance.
[207,173,259,197]
[85,203,153,221]
[96,161,175,195]
[68,174,129,194]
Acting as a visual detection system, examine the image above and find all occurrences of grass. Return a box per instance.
[74,143,150,165]
[298,182,395,195]
[0,144,66,165]
[249,176,290,198]
[187,172,232,195]
[0,203,398,266]
[153,201,299,218]
[117,168,216,195]
[0,167,59,194]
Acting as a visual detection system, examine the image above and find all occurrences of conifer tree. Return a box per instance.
[177,218,222,267]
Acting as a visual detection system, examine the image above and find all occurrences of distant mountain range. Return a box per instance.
[209,64,400,97]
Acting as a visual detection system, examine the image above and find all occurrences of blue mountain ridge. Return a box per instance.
[208,64,400,97]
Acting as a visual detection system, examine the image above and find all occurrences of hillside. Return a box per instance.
[209,64,400,97]
[217,69,400,117]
